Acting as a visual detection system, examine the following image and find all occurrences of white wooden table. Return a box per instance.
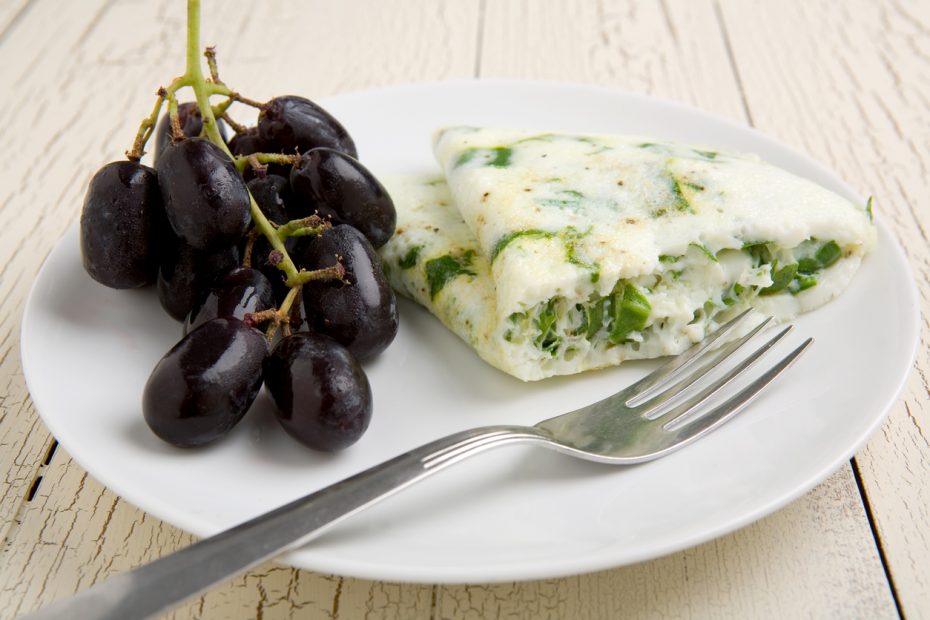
[1,1,928,618]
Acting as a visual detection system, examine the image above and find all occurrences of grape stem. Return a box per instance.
[246,284,300,342]
[126,88,167,161]
[244,262,344,341]
[226,90,265,109]
[184,0,225,150]
[294,261,346,285]
[211,97,235,118]
[166,90,183,141]
[276,215,330,240]
[123,0,338,308]
[234,152,302,174]
[204,46,220,82]
[219,112,247,134]
[241,229,260,268]
[180,0,334,290]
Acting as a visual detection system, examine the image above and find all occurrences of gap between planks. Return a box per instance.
[473,0,486,78]
[711,0,754,126]
[0,0,34,47]
[852,458,905,618]
[4,438,57,538]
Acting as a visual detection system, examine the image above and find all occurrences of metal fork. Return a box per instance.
[23,309,811,620]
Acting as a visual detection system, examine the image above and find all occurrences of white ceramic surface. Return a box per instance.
[21,81,919,583]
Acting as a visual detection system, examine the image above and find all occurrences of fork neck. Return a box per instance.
[417,425,554,471]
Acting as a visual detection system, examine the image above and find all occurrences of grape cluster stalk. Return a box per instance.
[81,0,399,451]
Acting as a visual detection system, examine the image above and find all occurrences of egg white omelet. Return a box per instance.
[379,127,876,381]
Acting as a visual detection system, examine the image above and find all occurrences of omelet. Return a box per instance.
[379,127,876,381]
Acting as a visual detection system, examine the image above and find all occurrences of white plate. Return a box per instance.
[21,81,919,583]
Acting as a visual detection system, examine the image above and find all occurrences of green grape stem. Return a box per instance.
[204,45,220,82]
[219,112,247,135]
[126,89,167,161]
[180,0,335,291]
[184,0,226,151]
[234,152,302,174]
[165,90,182,141]
[211,96,236,119]
[276,215,330,240]
[241,229,260,268]
[293,262,346,285]
[224,89,265,109]
[122,0,339,326]
[244,284,300,342]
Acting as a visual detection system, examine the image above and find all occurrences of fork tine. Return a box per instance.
[630,316,773,412]
[654,324,794,425]
[663,338,814,445]
[617,309,755,404]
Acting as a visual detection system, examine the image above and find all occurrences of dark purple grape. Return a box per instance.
[156,137,251,250]
[299,225,398,360]
[229,126,263,156]
[185,267,276,334]
[157,232,239,321]
[81,161,162,288]
[290,148,395,248]
[247,175,292,224]
[264,333,371,451]
[248,172,333,224]
[154,103,202,162]
[153,102,227,163]
[258,95,357,159]
[247,238,291,304]
[143,318,269,447]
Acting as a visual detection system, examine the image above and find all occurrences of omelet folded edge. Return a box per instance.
[378,128,876,381]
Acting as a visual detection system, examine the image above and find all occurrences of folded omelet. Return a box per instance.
[379,127,875,381]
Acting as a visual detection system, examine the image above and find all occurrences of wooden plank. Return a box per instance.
[1,461,897,619]
[478,0,747,121]
[196,0,481,103]
[0,0,112,550]
[436,468,894,619]
[0,0,476,617]
[0,447,434,619]
[717,0,930,616]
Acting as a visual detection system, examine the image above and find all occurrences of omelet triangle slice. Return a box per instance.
[379,127,875,381]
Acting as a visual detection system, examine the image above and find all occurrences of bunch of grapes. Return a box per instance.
[79,0,398,451]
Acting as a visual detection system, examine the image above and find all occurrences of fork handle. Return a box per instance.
[23,425,551,620]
